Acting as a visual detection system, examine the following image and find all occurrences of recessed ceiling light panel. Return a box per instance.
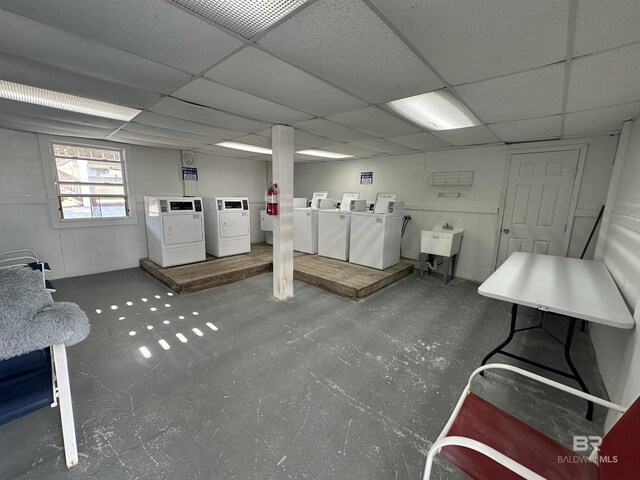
[296,149,354,159]
[387,89,481,131]
[0,80,141,121]
[216,141,272,154]
[172,0,309,39]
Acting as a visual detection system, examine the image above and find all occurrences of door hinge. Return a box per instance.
[564,224,567,233]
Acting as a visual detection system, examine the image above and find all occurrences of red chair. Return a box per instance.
[423,364,638,479]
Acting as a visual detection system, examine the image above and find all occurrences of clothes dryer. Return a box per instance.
[204,197,250,257]
[144,196,205,267]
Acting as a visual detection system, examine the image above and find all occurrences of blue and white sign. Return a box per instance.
[182,167,198,181]
[360,171,373,185]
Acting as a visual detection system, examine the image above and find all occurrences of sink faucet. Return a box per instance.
[443,223,453,230]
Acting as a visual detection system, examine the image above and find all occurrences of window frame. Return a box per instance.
[39,135,138,229]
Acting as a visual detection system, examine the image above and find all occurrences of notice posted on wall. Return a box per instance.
[182,167,198,181]
[360,171,373,185]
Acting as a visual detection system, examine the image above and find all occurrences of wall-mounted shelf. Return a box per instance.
[427,170,474,187]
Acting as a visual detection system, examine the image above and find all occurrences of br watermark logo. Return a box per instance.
[557,436,618,464]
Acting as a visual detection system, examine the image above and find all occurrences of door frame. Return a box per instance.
[494,143,588,269]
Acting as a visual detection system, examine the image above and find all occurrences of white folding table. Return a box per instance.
[478,252,635,420]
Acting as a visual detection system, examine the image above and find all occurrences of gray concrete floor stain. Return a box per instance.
[0,268,607,479]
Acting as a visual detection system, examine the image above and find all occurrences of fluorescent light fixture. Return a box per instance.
[0,80,141,121]
[216,141,272,155]
[172,0,309,39]
[296,149,354,159]
[386,89,481,131]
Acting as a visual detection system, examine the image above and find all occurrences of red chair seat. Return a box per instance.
[440,393,599,480]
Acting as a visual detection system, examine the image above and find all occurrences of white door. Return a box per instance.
[497,149,580,266]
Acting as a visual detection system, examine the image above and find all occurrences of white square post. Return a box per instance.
[271,125,294,300]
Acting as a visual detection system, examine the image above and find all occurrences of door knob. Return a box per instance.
[502,228,510,234]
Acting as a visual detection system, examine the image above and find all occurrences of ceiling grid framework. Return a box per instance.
[0,0,637,160]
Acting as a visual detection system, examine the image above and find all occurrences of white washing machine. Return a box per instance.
[318,193,366,261]
[204,197,250,257]
[261,198,307,246]
[349,193,405,270]
[293,193,328,254]
[144,196,205,268]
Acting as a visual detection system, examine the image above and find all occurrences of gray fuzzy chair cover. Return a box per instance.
[0,266,90,360]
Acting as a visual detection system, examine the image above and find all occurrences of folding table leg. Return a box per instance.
[564,319,594,421]
[480,303,518,375]
[51,344,78,468]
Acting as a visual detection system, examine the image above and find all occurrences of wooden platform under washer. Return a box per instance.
[140,243,276,294]
[140,243,413,299]
[293,255,413,300]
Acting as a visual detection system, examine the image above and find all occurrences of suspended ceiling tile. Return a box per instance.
[0,11,191,94]
[0,0,242,74]
[173,78,312,124]
[109,131,206,150]
[489,115,562,143]
[350,138,415,154]
[0,121,113,140]
[430,125,501,146]
[455,64,565,123]
[0,99,127,129]
[149,98,269,133]
[385,132,453,151]
[0,113,114,138]
[0,52,160,109]
[123,122,224,144]
[258,0,443,103]
[291,118,376,142]
[566,44,640,113]
[321,143,379,157]
[132,111,246,140]
[256,128,336,148]
[564,102,640,136]
[574,0,640,56]
[205,47,367,116]
[326,106,421,137]
[371,0,568,85]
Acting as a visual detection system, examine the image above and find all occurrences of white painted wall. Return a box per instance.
[591,119,640,430]
[195,152,268,245]
[295,136,617,282]
[0,127,267,278]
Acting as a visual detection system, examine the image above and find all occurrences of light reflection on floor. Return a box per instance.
[94,293,220,359]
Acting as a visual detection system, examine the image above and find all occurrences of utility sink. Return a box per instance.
[421,227,464,257]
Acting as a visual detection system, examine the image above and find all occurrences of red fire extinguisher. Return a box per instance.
[266,182,278,216]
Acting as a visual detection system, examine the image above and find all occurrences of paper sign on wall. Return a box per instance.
[182,167,198,181]
[360,171,373,185]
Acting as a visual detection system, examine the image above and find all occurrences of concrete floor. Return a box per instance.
[1,268,607,479]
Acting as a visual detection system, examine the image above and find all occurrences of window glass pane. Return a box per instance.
[55,158,123,185]
[53,144,121,161]
[92,197,127,218]
[59,183,125,195]
[60,197,127,219]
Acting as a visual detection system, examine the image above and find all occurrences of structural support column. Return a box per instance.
[272,125,294,300]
